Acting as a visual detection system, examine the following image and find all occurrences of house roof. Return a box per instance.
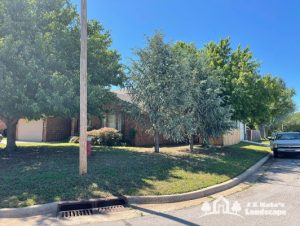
[112,90,133,103]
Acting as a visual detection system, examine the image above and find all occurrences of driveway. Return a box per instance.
[99,157,300,226]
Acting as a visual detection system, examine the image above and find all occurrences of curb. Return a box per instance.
[0,153,271,218]
[0,202,58,218]
[125,153,271,204]
[242,140,270,147]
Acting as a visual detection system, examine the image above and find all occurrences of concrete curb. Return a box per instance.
[0,202,58,218]
[0,153,271,218]
[125,153,272,204]
[241,140,270,147]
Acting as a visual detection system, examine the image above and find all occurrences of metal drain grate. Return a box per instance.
[57,197,127,218]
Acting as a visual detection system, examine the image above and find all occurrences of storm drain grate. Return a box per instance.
[57,197,127,218]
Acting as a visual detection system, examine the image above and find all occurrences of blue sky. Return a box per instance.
[72,0,300,110]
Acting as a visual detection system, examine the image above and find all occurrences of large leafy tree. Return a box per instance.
[203,38,295,132]
[280,112,300,132]
[258,75,295,136]
[172,42,233,150]
[203,38,263,124]
[127,33,188,153]
[0,0,124,151]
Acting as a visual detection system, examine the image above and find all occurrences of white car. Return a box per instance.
[271,132,300,158]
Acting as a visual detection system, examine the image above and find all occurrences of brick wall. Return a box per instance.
[123,115,174,146]
[45,117,71,142]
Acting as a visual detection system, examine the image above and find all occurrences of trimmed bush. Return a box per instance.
[87,127,122,146]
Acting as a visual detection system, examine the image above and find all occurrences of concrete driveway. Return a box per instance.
[99,157,300,226]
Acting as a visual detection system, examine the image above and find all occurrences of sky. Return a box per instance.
[72,0,300,110]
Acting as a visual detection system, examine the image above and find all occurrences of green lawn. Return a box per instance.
[259,139,270,145]
[0,142,270,208]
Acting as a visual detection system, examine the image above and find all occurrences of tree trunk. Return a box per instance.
[202,134,209,148]
[259,125,266,139]
[154,130,160,153]
[5,119,18,151]
[189,135,194,151]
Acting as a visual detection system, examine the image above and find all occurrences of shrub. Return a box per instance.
[87,127,122,146]
[127,128,137,145]
[69,136,80,143]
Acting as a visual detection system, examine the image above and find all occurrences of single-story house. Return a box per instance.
[1,90,246,146]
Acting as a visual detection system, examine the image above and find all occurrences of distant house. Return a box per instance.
[2,90,246,146]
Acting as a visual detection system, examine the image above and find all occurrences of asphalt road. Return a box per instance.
[99,157,300,226]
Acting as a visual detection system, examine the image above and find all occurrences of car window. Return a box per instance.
[276,133,300,140]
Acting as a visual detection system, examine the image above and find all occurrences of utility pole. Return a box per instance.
[79,0,87,175]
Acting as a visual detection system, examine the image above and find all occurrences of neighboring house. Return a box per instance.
[16,118,71,142]
[7,90,245,146]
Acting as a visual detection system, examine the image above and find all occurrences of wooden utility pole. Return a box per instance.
[79,0,87,175]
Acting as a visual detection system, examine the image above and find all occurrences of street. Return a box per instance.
[99,157,300,226]
[2,157,300,226]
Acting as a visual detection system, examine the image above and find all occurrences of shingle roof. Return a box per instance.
[112,89,133,103]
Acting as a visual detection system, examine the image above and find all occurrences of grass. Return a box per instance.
[259,139,270,145]
[0,141,270,208]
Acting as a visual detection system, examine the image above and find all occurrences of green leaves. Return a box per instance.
[0,0,125,121]
[203,38,295,127]
[128,33,233,147]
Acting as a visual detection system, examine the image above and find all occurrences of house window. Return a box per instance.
[102,113,123,131]
[107,114,116,129]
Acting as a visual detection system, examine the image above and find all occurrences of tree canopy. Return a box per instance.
[281,112,300,132]
[128,34,233,152]
[0,0,124,151]
[127,33,189,152]
[203,38,295,128]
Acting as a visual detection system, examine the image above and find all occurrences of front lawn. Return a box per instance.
[0,142,270,208]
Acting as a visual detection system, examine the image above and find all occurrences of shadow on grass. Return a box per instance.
[0,142,268,208]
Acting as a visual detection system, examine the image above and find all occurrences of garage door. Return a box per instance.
[17,119,44,142]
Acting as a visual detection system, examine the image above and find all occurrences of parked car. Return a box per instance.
[271,132,300,158]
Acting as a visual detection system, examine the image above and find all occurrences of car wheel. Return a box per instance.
[273,151,279,158]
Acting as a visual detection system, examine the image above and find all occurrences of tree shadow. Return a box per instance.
[0,142,269,208]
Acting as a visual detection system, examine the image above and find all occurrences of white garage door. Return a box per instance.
[17,119,44,142]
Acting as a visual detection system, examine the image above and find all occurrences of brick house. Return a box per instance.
[2,90,244,146]
[15,118,71,142]
[0,118,71,142]
[69,90,174,146]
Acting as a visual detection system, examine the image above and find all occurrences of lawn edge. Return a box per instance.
[125,152,271,204]
[0,151,271,218]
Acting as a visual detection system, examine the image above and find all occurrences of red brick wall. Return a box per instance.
[90,116,101,129]
[123,115,174,146]
[0,120,6,132]
[45,117,71,142]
